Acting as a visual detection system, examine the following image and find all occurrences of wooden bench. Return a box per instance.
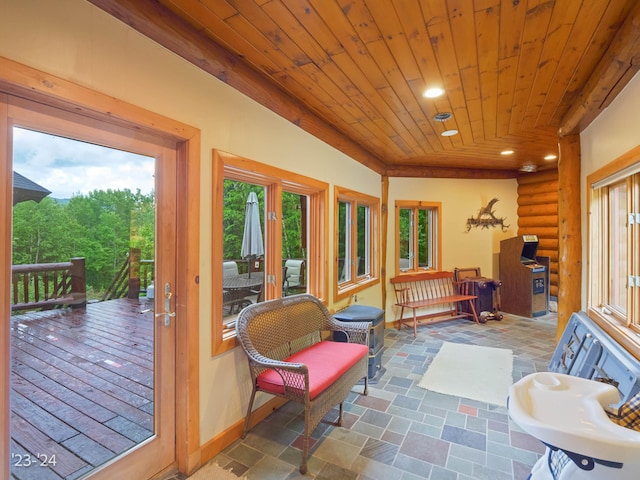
[235,294,369,474]
[391,271,479,336]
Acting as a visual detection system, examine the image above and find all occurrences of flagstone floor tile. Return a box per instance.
[191,312,557,480]
[441,425,487,451]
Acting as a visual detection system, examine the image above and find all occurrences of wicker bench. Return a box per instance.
[391,271,479,336]
[235,294,370,474]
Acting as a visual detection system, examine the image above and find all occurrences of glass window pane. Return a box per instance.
[283,191,308,295]
[357,204,369,277]
[222,180,265,321]
[608,181,627,314]
[338,200,349,282]
[335,187,379,297]
[417,209,431,268]
[398,208,412,270]
[417,208,435,269]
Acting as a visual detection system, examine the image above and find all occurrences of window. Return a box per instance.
[212,150,328,355]
[395,201,441,273]
[588,153,640,351]
[334,187,379,300]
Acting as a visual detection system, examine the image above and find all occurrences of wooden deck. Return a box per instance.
[10,298,155,479]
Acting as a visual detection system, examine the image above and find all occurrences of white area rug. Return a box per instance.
[418,342,514,407]
[187,461,245,480]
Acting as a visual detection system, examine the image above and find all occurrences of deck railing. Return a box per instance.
[11,257,87,311]
[102,248,154,301]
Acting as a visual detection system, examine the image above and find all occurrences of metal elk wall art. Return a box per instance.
[465,197,509,232]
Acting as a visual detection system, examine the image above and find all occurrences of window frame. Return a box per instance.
[395,200,442,274]
[334,186,380,301]
[212,150,328,355]
[587,147,640,356]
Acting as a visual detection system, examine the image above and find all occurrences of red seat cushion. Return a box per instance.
[257,341,369,400]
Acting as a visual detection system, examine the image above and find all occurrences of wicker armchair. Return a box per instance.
[236,294,370,474]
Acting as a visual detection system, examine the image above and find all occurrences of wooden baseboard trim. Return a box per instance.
[198,397,288,467]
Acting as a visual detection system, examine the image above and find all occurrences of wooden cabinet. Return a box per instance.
[499,236,548,318]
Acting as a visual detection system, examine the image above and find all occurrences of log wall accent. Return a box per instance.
[517,169,559,298]
[557,135,582,340]
[381,175,389,310]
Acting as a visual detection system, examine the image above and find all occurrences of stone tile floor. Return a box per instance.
[195,312,558,479]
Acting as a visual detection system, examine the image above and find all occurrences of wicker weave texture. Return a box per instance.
[235,294,370,473]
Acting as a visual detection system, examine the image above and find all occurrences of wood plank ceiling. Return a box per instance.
[90,0,640,178]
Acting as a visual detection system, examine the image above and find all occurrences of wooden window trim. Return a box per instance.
[587,146,640,358]
[394,200,442,275]
[333,186,380,302]
[0,58,201,476]
[211,150,328,356]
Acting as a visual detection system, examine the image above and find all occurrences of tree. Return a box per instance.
[12,189,155,299]
[12,198,73,264]
[222,180,305,262]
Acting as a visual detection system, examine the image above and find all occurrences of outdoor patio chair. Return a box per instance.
[284,259,305,295]
[223,261,239,277]
[222,261,250,314]
[281,266,288,293]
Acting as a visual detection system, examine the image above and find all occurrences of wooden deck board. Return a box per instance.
[10,298,155,479]
[23,315,154,362]
[10,439,68,480]
[11,392,78,443]
[13,336,152,407]
[12,335,152,403]
[14,312,154,371]
[11,414,88,478]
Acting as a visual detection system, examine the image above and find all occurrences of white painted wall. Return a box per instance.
[384,177,518,318]
[1,0,518,449]
[580,71,640,310]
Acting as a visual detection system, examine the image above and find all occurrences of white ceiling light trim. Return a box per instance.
[423,87,444,98]
[441,129,459,137]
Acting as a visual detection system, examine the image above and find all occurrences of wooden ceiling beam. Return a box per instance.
[384,165,517,180]
[559,1,640,137]
[87,0,388,174]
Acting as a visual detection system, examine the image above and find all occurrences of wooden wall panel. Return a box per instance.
[517,169,559,297]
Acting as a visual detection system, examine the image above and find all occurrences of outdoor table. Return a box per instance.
[223,272,263,292]
[223,273,264,314]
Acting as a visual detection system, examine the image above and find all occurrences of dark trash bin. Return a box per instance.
[459,277,503,321]
[454,267,503,322]
[334,305,385,381]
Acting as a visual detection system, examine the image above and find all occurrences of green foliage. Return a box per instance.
[397,207,432,268]
[12,197,73,264]
[223,180,261,260]
[223,180,305,261]
[12,189,155,298]
[282,191,304,259]
[13,181,307,300]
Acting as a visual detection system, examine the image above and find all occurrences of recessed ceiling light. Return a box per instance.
[423,87,444,98]
[544,154,558,160]
[441,129,459,137]
[501,150,514,155]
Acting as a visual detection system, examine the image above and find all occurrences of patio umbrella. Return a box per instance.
[241,191,264,278]
[12,171,51,206]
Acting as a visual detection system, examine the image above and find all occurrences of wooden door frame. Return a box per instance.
[0,57,201,476]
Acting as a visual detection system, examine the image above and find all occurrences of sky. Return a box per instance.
[12,127,155,199]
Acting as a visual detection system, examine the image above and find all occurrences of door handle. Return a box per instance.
[154,282,176,327]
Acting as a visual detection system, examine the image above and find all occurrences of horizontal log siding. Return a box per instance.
[517,169,559,297]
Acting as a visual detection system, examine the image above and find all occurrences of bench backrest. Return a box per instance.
[236,294,334,363]
[390,271,457,303]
